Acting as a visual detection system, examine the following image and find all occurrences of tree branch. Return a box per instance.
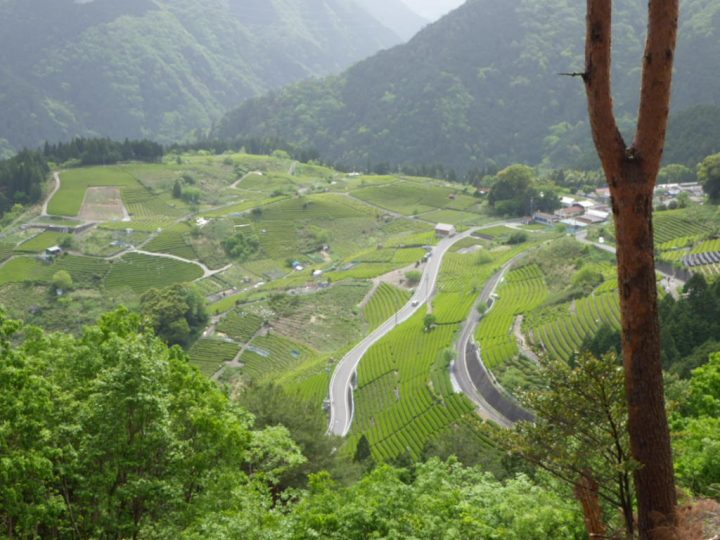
[633,0,679,178]
[585,0,626,175]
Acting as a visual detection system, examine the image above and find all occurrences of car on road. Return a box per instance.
[411,299,419,307]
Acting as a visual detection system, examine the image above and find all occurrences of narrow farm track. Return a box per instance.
[41,172,61,217]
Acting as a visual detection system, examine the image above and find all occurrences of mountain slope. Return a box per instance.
[353,0,428,40]
[214,0,720,171]
[0,0,400,150]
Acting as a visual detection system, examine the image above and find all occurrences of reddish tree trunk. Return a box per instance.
[583,1,679,537]
[574,474,607,539]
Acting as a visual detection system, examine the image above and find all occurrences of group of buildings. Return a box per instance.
[531,196,610,230]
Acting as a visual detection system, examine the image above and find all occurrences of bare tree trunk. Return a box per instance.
[582,1,678,537]
[575,474,607,539]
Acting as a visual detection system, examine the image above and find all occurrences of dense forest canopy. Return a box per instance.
[215,0,720,172]
[0,0,401,152]
[0,150,49,214]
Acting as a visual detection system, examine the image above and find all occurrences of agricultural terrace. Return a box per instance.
[189,338,240,376]
[0,255,109,287]
[653,207,720,275]
[104,253,203,293]
[217,310,265,343]
[433,241,542,325]
[143,222,197,260]
[351,310,475,461]
[15,231,68,253]
[527,290,621,363]
[48,168,138,216]
[236,333,319,385]
[364,283,412,328]
[350,178,479,218]
[348,233,550,460]
[474,264,548,392]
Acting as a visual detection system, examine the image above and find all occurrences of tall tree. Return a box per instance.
[581,0,678,536]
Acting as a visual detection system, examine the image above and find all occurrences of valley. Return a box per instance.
[2,150,717,466]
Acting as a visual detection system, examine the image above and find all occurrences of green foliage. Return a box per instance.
[214,0,720,172]
[222,231,260,261]
[404,270,421,285]
[0,150,49,215]
[672,353,720,498]
[140,284,208,346]
[659,275,720,375]
[236,383,359,488]
[503,353,635,536]
[488,165,559,217]
[698,151,720,202]
[51,270,72,292]
[43,137,163,166]
[506,231,528,245]
[423,313,436,331]
[285,460,585,539]
[0,308,304,538]
[658,163,695,184]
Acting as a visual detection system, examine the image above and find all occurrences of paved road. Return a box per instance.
[451,255,530,427]
[327,227,483,436]
[575,230,686,297]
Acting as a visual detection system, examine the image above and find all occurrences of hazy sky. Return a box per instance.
[400,0,465,21]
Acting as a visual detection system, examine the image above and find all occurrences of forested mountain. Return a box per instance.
[0,0,400,152]
[353,0,428,40]
[214,0,720,172]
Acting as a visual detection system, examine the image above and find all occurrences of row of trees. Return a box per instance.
[168,136,320,164]
[42,137,163,166]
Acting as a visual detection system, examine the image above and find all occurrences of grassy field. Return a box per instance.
[49,167,140,216]
[15,231,67,252]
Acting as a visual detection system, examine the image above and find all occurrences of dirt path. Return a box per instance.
[41,172,61,217]
[212,325,267,381]
[230,171,262,189]
[512,315,540,364]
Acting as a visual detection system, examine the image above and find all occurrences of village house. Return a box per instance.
[435,223,456,238]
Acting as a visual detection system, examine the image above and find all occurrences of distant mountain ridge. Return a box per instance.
[0,0,401,152]
[353,0,428,40]
[214,0,720,171]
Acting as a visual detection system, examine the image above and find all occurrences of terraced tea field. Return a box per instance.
[104,253,203,293]
[189,338,240,376]
[475,264,547,371]
[364,283,411,328]
[351,179,476,217]
[351,311,475,461]
[530,291,621,362]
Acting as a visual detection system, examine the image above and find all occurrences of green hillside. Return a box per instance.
[0,0,400,151]
[215,0,720,171]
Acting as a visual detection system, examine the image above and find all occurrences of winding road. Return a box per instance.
[327,226,483,436]
[451,254,533,427]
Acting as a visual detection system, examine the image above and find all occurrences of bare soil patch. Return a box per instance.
[79,187,128,222]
